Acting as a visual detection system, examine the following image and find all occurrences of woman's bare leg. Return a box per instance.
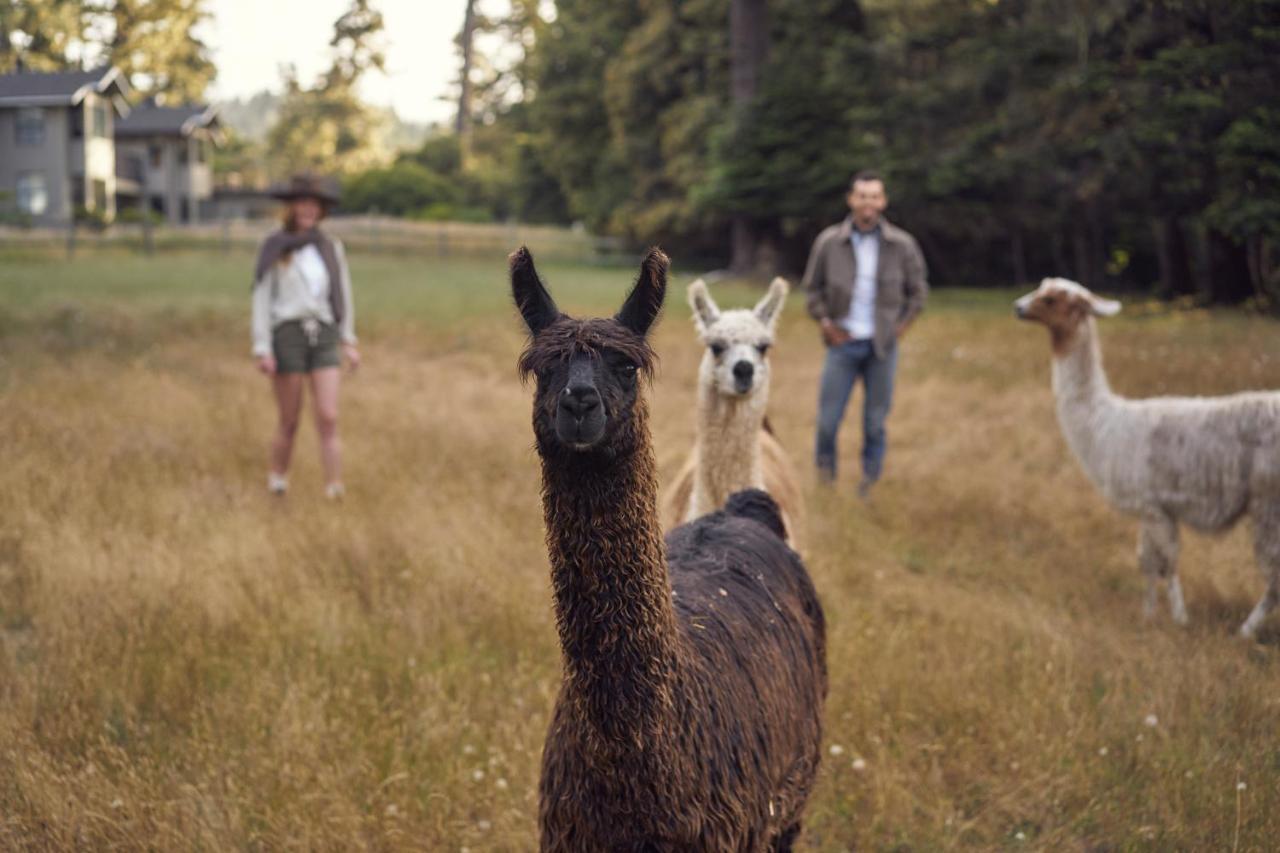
[309,366,342,490]
[270,372,306,479]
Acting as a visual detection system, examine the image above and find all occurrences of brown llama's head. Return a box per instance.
[513,246,668,456]
[1014,277,1120,354]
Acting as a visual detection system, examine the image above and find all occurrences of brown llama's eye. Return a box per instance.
[709,342,727,358]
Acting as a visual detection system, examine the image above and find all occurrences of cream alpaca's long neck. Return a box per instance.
[691,381,766,517]
[1051,317,1119,483]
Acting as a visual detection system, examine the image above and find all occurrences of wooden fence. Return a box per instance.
[0,215,633,265]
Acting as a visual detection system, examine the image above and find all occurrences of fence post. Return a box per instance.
[66,217,76,259]
[142,209,154,256]
[221,213,231,255]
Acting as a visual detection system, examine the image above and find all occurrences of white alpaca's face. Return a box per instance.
[1015,278,1121,349]
[688,278,788,398]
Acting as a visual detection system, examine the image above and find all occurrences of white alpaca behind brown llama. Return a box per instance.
[666,277,805,548]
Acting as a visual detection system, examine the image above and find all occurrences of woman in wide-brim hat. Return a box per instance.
[251,172,359,499]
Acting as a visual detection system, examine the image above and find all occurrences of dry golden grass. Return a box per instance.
[1,249,1278,850]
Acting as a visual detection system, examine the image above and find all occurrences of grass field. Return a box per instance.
[1,248,1278,850]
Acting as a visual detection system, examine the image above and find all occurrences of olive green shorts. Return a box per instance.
[272,320,341,374]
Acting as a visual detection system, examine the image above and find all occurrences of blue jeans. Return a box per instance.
[815,339,897,482]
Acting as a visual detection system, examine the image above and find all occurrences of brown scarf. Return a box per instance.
[252,228,345,324]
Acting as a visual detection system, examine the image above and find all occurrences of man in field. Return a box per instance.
[803,171,929,497]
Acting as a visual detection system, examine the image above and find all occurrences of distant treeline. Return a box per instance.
[343,0,1279,305]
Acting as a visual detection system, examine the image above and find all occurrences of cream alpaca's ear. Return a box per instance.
[754,277,789,330]
[687,278,720,332]
[1089,295,1122,317]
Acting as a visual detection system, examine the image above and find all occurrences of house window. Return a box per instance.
[70,106,84,139]
[16,172,48,215]
[15,109,45,145]
[178,144,189,165]
[148,144,162,168]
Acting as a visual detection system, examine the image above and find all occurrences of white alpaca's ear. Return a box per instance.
[1089,296,1122,317]
[687,278,719,333]
[754,277,789,330]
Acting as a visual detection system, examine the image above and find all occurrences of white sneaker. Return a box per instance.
[325,482,345,500]
[267,472,289,495]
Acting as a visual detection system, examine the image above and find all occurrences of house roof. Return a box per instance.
[0,66,130,107]
[116,103,220,138]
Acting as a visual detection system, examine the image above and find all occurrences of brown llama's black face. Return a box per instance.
[512,247,667,454]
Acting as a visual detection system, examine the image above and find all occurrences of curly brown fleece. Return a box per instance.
[513,247,828,851]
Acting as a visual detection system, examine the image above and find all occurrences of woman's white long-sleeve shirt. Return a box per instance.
[251,240,356,357]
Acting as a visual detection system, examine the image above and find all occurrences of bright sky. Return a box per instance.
[205,0,478,125]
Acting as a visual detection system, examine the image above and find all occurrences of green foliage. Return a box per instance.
[491,0,1280,301]
[100,0,216,103]
[72,205,109,229]
[1,0,214,102]
[264,0,389,176]
[341,161,458,217]
[115,205,163,225]
[0,0,84,72]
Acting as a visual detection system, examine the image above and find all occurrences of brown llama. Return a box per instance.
[512,246,828,852]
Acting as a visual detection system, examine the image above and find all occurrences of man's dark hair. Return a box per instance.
[849,170,884,190]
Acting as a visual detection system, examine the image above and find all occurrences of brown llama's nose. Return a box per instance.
[560,386,600,420]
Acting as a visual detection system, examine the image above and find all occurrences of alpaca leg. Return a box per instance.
[1138,517,1183,624]
[1167,575,1188,626]
[1240,502,1280,639]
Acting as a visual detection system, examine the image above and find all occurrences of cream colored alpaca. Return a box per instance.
[1016,278,1280,638]
[666,277,805,547]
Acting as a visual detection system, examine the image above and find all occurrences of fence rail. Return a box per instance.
[0,215,634,265]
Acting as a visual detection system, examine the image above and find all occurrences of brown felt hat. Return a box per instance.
[269,172,340,205]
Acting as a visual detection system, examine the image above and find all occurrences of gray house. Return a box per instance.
[115,102,222,224]
[0,66,130,224]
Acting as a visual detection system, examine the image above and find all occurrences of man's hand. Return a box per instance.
[819,318,851,347]
[895,319,913,340]
[256,354,277,375]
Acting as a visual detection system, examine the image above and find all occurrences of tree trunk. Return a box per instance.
[1087,203,1106,289]
[1206,229,1253,305]
[1071,224,1091,289]
[455,0,478,160]
[1010,228,1028,286]
[1050,232,1068,278]
[1151,216,1195,299]
[728,0,768,276]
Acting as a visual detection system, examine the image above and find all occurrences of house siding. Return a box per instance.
[0,105,73,224]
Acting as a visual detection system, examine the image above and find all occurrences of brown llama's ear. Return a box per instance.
[510,246,560,335]
[616,247,668,338]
